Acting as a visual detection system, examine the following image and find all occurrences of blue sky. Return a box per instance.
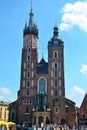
[0,0,87,107]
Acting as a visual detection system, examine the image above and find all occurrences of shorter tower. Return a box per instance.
[48,26,66,123]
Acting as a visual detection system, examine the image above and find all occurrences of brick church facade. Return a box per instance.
[9,5,76,127]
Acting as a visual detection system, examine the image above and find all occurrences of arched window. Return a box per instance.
[27,81,30,87]
[54,81,58,87]
[27,63,30,69]
[10,109,16,121]
[27,55,30,61]
[26,107,29,113]
[54,72,58,78]
[28,47,31,53]
[55,107,59,113]
[54,62,58,69]
[53,51,58,58]
[27,72,30,77]
[38,78,47,93]
[26,91,29,96]
[55,90,58,96]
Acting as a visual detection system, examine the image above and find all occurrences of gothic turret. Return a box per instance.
[48,25,63,46]
[53,26,58,37]
[23,4,38,37]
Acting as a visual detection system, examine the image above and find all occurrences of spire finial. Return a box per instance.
[53,24,58,37]
[31,0,32,12]
[42,53,44,58]
[29,0,34,27]
[55,21,57,27]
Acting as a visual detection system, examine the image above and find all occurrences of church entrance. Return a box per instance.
[38,116,43,127]
[33,112,51,127]
[46,116,50,124]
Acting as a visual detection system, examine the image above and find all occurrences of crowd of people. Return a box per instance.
[16,123,87,130]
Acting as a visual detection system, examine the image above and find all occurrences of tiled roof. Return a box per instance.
[37,58,48,74]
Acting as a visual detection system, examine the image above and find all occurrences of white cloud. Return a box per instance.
[80,64,87,75]
[0,87,11,95]
[0,86,17,102]
[59,23,71,31]
[68,85,85,98]
[72,85,85,95]
[60,1,87,32]
[67,85,85,107]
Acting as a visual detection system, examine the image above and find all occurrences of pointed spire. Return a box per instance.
[29,0,34,27]
[31,0,32,12]
[23,0,38,37]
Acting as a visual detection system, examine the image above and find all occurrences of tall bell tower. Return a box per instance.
[17,4,39,123]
